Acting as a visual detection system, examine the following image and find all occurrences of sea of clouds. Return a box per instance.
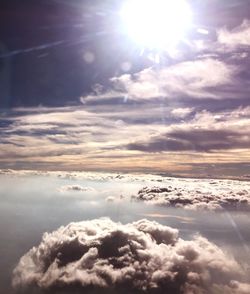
[1,169,250,211]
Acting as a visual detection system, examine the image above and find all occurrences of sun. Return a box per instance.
[121,0,192,50]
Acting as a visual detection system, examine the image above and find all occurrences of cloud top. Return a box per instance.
[12,218,249,293]
[59,185,95,193]
[134,180,250,211]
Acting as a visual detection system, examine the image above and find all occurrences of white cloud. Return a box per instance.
[12,218,248,293]
[218,20,250,48]
[111,58,234,100]
[133,177,250,211]
[105,196,116,202]
[59,185,96,193]
[171,107,194,119]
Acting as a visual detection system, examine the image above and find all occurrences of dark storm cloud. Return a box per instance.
[12,218,249,294]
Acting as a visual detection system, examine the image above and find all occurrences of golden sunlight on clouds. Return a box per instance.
[0,103,249,179]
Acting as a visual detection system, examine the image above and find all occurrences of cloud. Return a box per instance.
[0,168,167,184]
[12,218,248,293]
[105,196,116,202]
[79,21,250,107]
[223,281,250,294]
[0,105,249,178]
[171,108,194,119]
[59,185,96,193]
[110,58,235,100]
[0,169,15,175]
[133,177,250,211]
[126,108,250,153]
[127,129,250,153]
[218,20,250,48]
[80,56,242,103]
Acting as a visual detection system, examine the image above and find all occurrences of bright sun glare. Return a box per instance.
[121,0,192,50]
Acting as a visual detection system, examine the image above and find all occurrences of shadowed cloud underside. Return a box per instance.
[12,218,250,294]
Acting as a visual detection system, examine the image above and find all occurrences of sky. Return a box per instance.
[0,0,250,178]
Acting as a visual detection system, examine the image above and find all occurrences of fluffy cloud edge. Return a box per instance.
[132,179,250,211]
[12,218,249,293]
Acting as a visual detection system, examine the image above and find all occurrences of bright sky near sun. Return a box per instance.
[121,0,192,50]
[1,0,250,179]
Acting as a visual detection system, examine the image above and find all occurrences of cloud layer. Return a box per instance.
[0,105,249,178]
[12,218,249,293]
[133,178,250,211]
[126,107,250,153]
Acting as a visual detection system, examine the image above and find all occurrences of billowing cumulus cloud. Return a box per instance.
[133,177,250,211]
[12,218,249,294]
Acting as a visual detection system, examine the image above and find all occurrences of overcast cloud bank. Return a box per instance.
[12,218,249,294]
